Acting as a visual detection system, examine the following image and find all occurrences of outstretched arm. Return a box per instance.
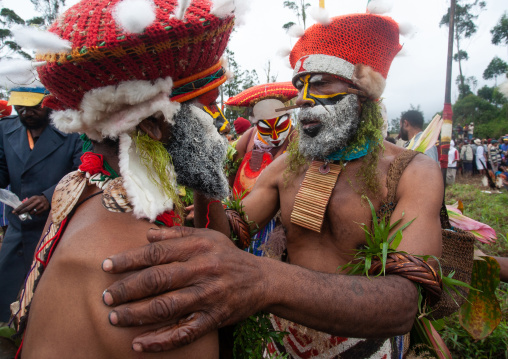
[101,153,443,352]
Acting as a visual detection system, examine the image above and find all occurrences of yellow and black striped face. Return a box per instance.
[294,74,350,107]
[256,114,291,147]
[203,104,230,134]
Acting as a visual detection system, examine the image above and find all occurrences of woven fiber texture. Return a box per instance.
[290,14,401,80]
[429,228,475,319]
[225,209,251,250]
[369,253,442,307]
[225,82,298,107]
[36,0,234,111]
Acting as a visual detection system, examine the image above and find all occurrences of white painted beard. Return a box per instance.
[297,94,360,160]
[165,104,229,200]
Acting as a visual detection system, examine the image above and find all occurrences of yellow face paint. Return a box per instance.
[203,104,229,133]
[298,74,349,106]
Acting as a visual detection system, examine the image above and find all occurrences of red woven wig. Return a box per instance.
[290,14,402,99]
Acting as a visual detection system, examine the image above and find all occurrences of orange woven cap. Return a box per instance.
[225,82,298,107]
[290,13,402,99]
[36,0,234,111]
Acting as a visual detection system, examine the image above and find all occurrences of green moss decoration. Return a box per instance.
[133,131,184,222]
[283,133,308,187]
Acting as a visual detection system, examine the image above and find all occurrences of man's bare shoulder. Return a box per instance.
[22,194,219,359]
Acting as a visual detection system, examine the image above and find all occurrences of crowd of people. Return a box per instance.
[446,134,508,188]
[0,0,506,358]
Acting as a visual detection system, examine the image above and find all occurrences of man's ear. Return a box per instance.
[138,116,163,141]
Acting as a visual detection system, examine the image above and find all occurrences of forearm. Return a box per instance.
[260,257,418,338]
[493,256,508,283]
[193,191,230,237]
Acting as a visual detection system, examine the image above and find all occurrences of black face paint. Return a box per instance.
[295,74,349,107]
[203,104,230,134]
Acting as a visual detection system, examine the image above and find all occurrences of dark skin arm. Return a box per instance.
[101,154,443,352]
[102,227,418,353]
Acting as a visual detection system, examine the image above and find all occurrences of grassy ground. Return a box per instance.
[440,174,508,358]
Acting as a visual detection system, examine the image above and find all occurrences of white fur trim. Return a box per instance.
[118,133,177,221]
[352,64,386,99]
[292,54,355,82]
[51,77,176,140]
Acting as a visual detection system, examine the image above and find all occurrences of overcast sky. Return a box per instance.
[2,0,507,122]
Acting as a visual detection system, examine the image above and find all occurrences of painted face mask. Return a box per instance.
[203,104,230,134]
[295,74,348,107]
[256,114,291,147]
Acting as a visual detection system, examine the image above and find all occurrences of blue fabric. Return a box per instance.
[246,218,276,257]
[325,137,380,162]
[0,116,84,321]
[10,87,49,94]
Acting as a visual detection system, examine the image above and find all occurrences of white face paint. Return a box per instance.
[256,114,291,147]
[297,94,360,160]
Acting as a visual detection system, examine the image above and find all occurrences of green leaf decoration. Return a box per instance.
[0,325,21,347]
[411,317,452,359]
[459,257,502,340]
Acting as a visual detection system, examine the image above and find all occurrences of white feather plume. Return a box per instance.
[211,0,250,25]
[12,26,71,53]
[0,59,45,90]
[288,24,305,38]
[113,0,156,34]
[172,0,191,20]
[367,0,393,14]
[395,46,407,57]
[398,21,415,38]
[276,46,291,58]
[309,6,331,25]
[498,80,508,99]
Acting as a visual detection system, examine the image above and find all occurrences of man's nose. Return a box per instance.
[295,90,314,108]
[271,130,279,140]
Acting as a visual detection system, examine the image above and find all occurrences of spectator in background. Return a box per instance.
[461,139,474,176]
[0,100,12,244]
[456,124,463,141]
[233,116,251,137]
[0,86,83,324]
[446,140,459,185]
[468,122,474,141]
[399,110,439,162]
[489,140,501,172]
[474,138,487,176]
[500,136,508,156]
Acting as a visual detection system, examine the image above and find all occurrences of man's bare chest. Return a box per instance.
[278,166,387,270]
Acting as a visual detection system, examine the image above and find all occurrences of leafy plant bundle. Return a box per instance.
[233,312,288,359]
[222,189,259,243]
[339,197,477,358]
[338,196,415,277]
[224,143,242,177]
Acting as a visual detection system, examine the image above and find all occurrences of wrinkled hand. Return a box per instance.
[13,195,49,216]
[101,226,268,352]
